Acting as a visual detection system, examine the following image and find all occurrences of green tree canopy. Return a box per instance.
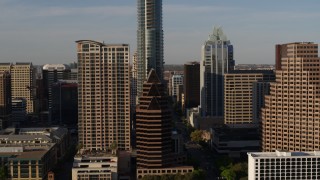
[0,166,8,180]
[221,169,236,180]
[190,130,203,143]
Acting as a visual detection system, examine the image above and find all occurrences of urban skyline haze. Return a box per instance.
[0,0,319,65]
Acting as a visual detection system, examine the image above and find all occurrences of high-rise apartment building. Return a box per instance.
[0,72,11,129]
[77,40,130,151]
[262,42,320,152]
[42,64,71,111]
[136,69,172,169]
[184,62,200,110]
[0,63,35,113]
[200,27,235,117]
[137,0,164,100]
[224,70,275,126]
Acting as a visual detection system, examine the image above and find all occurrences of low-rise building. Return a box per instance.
[0,127,70,179]
[137,166,194,179]
[210,126,260,158]
[72,150,118,180]
[248,150,320,180]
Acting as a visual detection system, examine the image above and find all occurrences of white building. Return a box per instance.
[72,151,118,180]
[171,74,183,99]
[248,150,320,180]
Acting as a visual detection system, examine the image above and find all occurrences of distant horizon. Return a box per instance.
[30,63,276,66]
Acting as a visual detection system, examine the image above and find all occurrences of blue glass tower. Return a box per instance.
[137,0,164,100]
[200,27,235,117]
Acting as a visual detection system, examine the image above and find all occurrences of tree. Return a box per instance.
[142,175,161,180]
[221,169,236,180]
[160,174,174,180]
[190,130,203,143]
[174,173,184,180]
[231,162,248,179]
[193,169,206,180]
[215,156,233,170]
[0,166,8,180]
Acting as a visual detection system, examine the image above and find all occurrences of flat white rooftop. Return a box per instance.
[248,150,320,158]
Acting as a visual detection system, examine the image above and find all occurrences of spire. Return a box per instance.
[208,26,228,42]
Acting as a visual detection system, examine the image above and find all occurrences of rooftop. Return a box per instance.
[227,70,274,74]
[0,149,51,160]
[43,64,70,70]
[248,150,320,158]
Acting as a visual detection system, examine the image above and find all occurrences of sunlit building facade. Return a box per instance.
[77,40,131,151]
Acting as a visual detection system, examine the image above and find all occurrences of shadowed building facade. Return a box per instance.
[200,27,235,117]
[0,72,11,129]
[137,0,164,100]
[184,62,200,110]
[42,64,71,112]
[136,69,172,168]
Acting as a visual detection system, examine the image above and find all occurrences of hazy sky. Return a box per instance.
[0,0,319,65]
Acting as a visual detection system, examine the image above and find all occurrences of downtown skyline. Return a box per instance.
[0,0,320,65]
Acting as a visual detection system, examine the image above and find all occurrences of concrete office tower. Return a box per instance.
[137,0,164,100]
[200,27,235,117]
[77,40,131,151]
[224,70,275,127]
[184,62,200,110]
[0,63,35,113]
[262,42,320,152]
[136,69,172,168]
[42,64,71,111]
[171,74,183,101]
[0,72,11,129]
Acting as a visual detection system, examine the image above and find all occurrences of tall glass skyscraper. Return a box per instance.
[137,0,164,100]
[200,27,235,117]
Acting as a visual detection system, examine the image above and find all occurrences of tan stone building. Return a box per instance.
[76,40,131,151]
[224,70,275,126]
[262,42,320,152]
[0,63,35,113]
